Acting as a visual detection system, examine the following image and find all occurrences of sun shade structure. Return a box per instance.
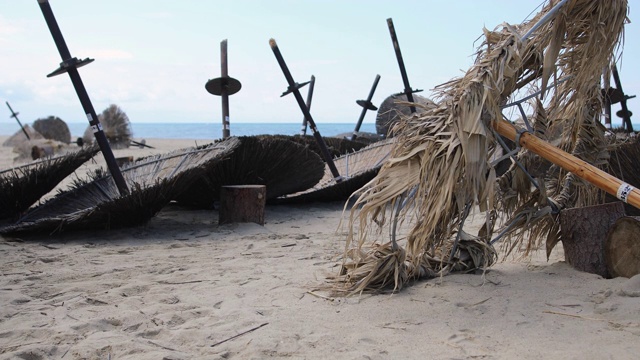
[275,138,395,204]
[174,136,325,208]
[0,146,99,221]
[336,0,630,294]
[259,135,372,158]
[0,138,240,235]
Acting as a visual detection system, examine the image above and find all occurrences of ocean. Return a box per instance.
[0,121,378,140]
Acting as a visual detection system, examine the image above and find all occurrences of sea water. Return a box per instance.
[0,122,378,140]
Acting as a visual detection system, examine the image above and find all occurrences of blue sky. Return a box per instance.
[1,1,639,126]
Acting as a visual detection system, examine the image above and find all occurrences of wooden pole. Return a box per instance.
[220,40,231,139]
[493,118,640,210]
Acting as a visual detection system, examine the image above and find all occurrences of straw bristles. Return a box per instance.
[337,0,628,293]
[174,136,325,208]
[33,116,71,144]
[275,138,395,203]
[0,146,99,221]
[0,138,240,235]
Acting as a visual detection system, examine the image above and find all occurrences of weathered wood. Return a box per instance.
[560,202,626,278]
[219,185,266,225]
[605,216,640,278]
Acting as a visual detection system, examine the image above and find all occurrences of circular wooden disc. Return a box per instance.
[605,217,640,278]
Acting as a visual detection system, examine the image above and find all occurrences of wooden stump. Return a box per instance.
[115,156,134,167]
[560,201,626,278]
[605,216,640,278]
[219,185,266,225]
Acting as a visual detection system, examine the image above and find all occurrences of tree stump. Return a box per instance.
[605,216,640,278]
[219,185,266,225]
[115,156,134,167]
[560,201,626,278]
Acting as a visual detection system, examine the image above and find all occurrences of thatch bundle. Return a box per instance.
[275,138,395,204]
[175,136,325,208]
[337,0,628,293]
[2,125,44,147]
[33,116,71,144]
[605,136,640,216]
[0,146,99,221]
[0,138,240,235]
[83,104,132,149]
[259,135,371,158]
[375,94,436,138]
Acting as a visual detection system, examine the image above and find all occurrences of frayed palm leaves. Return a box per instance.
[0,138,240,235]
[0,146,99,221]
[338,0,629,293]
[174,136,325,208]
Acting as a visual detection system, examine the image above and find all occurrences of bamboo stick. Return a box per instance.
[493,118,640,210]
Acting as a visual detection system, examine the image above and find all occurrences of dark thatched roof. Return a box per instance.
[0,138,240,235]
[0,146,100,220]
[174,136,325,208]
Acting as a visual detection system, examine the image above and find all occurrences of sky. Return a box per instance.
[1,0,639,127]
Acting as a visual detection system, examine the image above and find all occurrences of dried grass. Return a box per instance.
[338,0,628,293]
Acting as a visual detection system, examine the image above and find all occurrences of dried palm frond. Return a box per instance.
[274,138,395,204]
[0,138,240,235]
[0,146,100,221]
[338,0,628,293]
[174,136,325,208]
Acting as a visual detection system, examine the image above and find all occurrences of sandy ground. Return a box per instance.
[1,135,640,360]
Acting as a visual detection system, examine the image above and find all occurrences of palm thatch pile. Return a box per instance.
[33,116,72,144]
[375,94,436,138]
[275,138,395,204]
[258,134,371,158]
[2,125,44,147]
[336,0,628,294]
[175,136,325,208]
[0,138,240,235]
[0,146,100,221]
[83,104,132,149]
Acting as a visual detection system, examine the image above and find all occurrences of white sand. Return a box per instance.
[1,136,639,359]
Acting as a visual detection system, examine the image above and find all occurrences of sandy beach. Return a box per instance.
[1,135,640,359]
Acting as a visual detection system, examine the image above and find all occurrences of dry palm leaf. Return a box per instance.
[337,0,628,293]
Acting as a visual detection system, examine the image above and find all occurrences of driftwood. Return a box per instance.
[560,202,626,278]
[605,216,640,278]
[219,185,266,225]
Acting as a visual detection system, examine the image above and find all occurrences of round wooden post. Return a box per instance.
[560,202,626,278]
[219,185,266,225]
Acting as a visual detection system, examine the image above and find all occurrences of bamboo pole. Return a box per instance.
[493,118,640,210]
